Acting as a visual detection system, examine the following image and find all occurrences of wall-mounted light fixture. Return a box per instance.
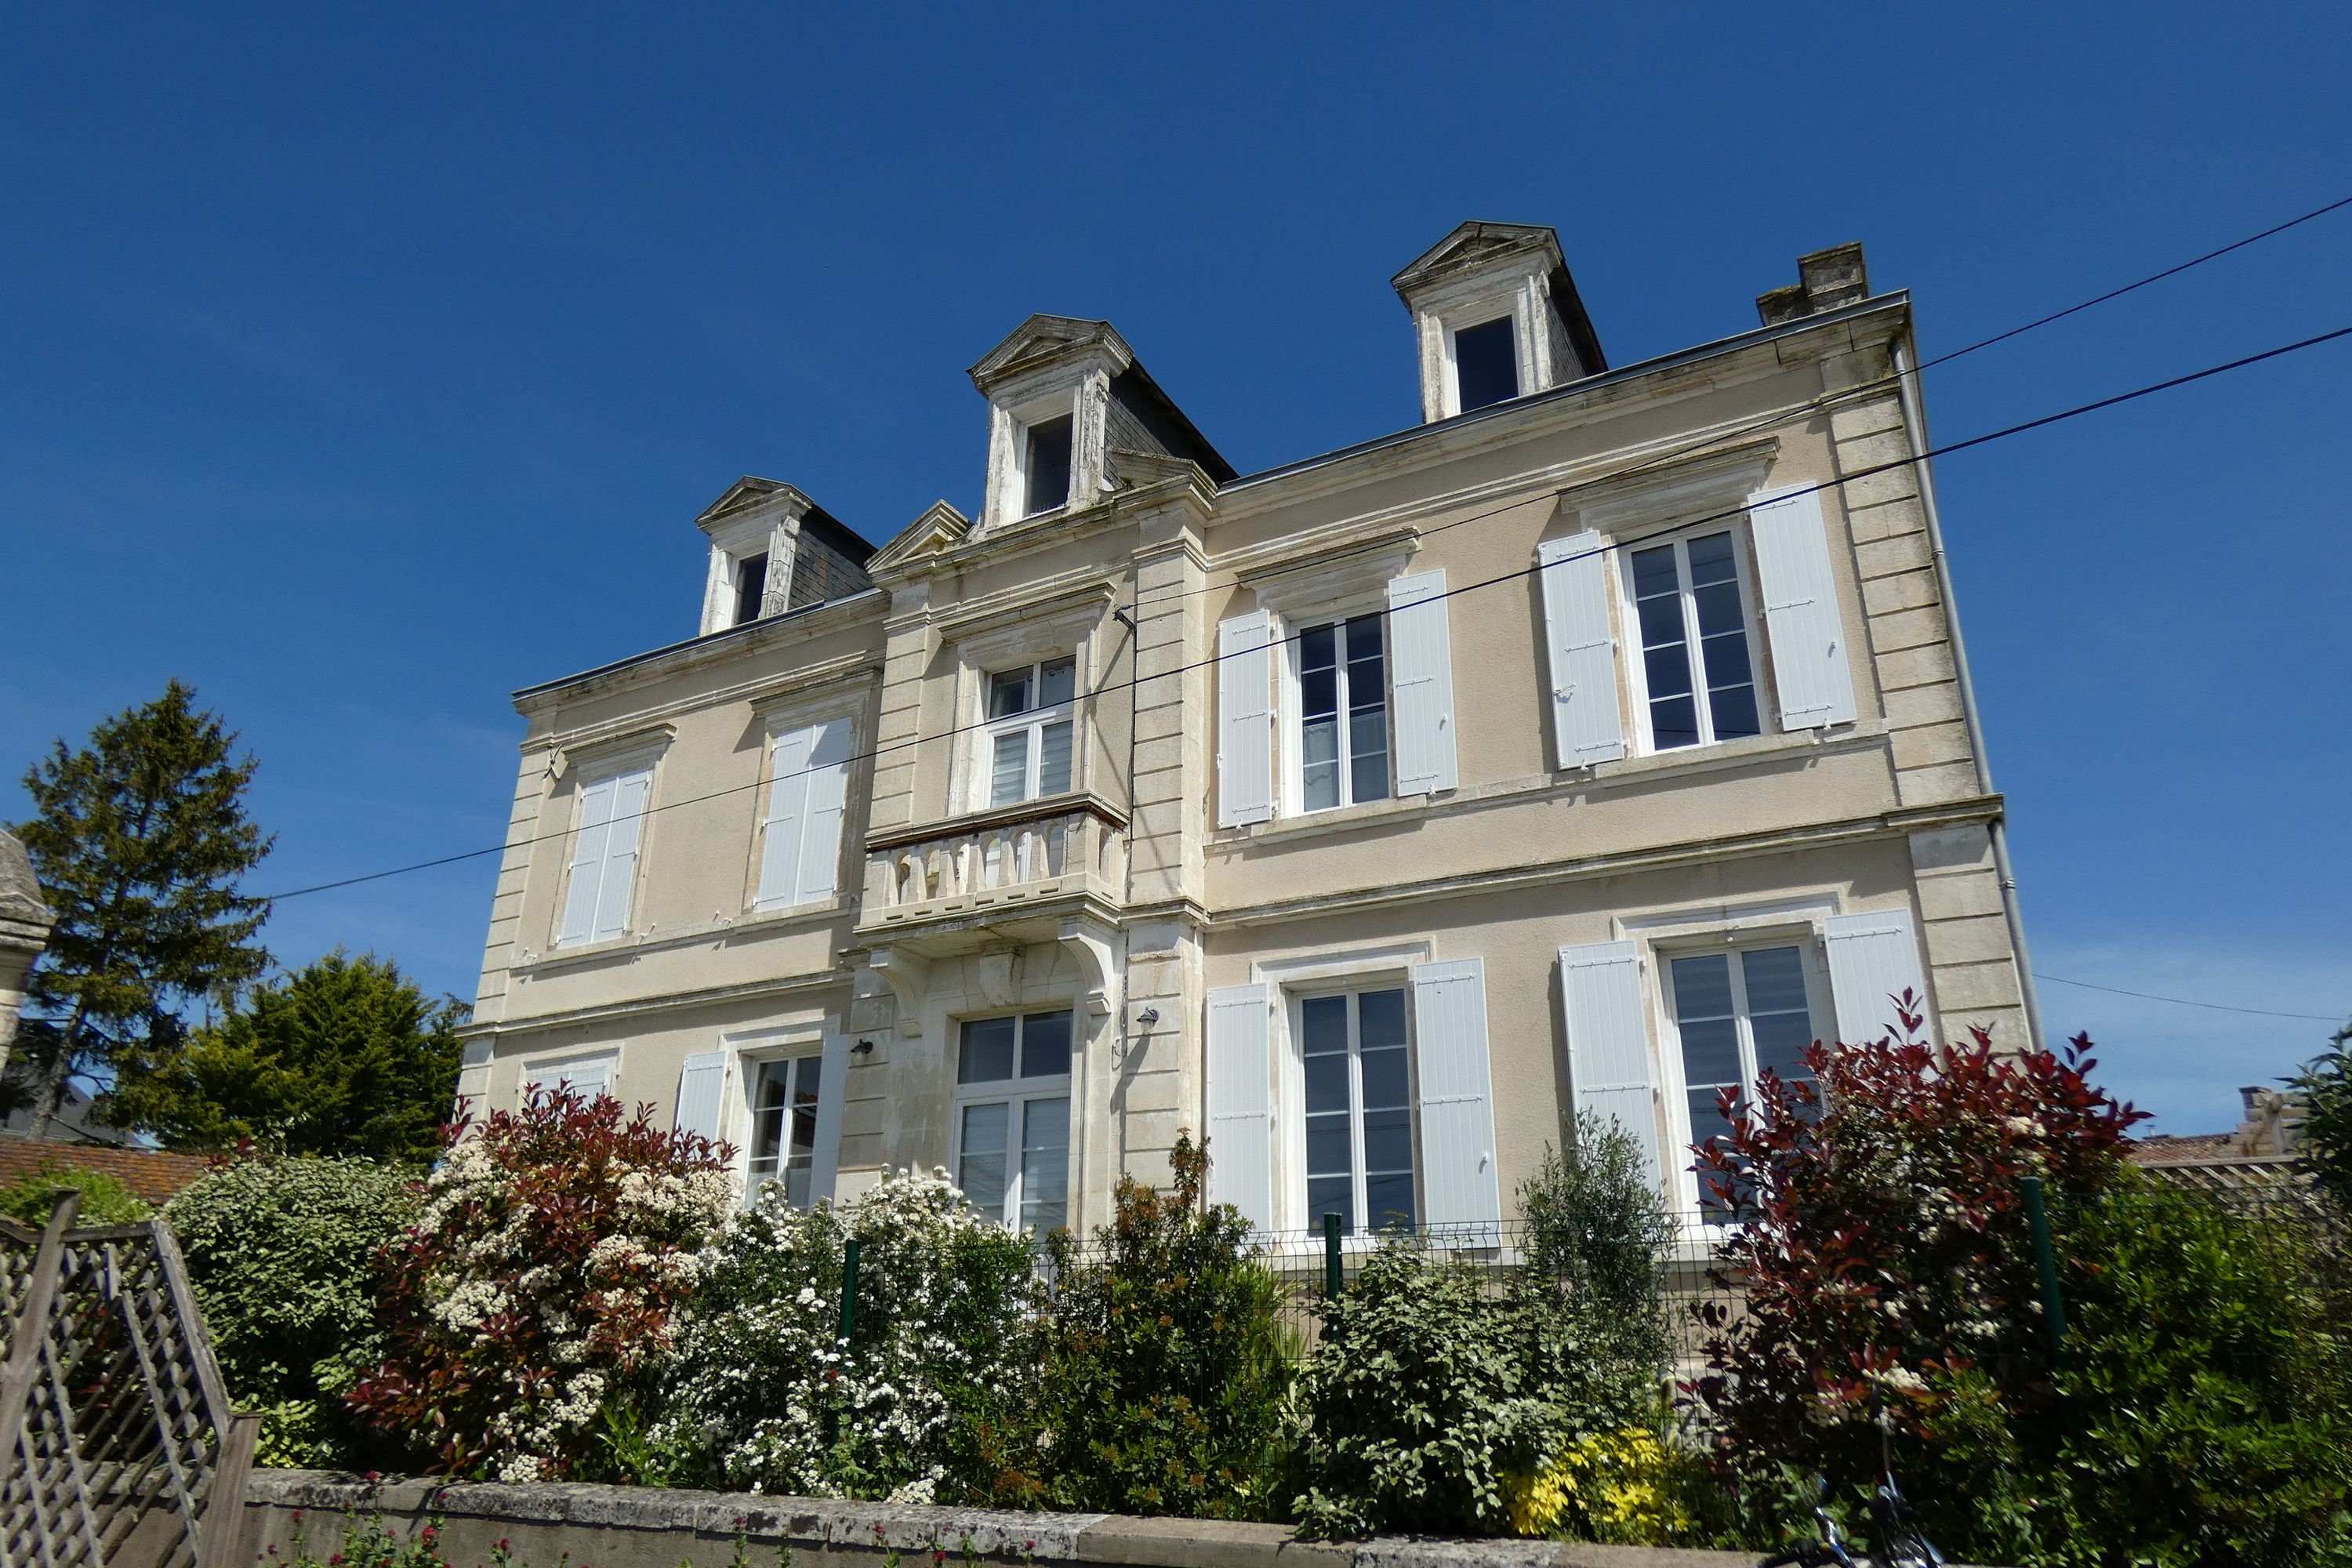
[1137,1007,1160,1029]
[851,1039,877,1056]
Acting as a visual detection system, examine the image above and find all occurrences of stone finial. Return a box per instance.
[0,828,54,1062]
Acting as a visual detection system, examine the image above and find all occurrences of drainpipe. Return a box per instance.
[1893,332,2049,1054]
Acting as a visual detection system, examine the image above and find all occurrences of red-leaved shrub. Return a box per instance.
[1689,997,2145,1494]
[347,1087,733,1480]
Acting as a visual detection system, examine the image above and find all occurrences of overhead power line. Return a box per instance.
[252,319,2352,904]
[2034,972,2346,1024]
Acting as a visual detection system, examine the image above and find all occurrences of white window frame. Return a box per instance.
[750,699,862,915]
[1443,311,1522,415]
[1009,389,1082,521]
[1290,982,1420,1238]
[1277,604,1393,816]
[552,757,659,949]
[949,1009,1076,1232]
[1653,933,1831,1222]
[1617,524,1773,755]
[521,1048,621,1107]
[975,654,1080,811]
[739,1047,827,1210]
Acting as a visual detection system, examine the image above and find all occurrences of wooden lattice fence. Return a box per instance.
[0,1192,258,1568]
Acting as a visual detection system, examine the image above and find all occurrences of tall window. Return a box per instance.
[1628,532,1762,751]
[985,656,1076,806]
[746,1054,822,1207]
[1301,987,1414,1233]
[556,766,652,948]
[733,553,769,626]
[1299,615,1388,811]
[1024,416,1074,516]
[1452,316,1519,412]
[1668,944,1816,1221]
[954,1010,1072,1232]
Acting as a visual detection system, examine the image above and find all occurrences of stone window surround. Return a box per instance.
[980,350,1120,532]
[1410,257,1559,423]
[1243,543,1418,822]
[945,602,1107,815]
[746,689,870,917]
[699,501,809,635]
[718,1018,832,1203]
[1247,939,1433,1240]
[541,728,677,960]
[520,1045,623,1107]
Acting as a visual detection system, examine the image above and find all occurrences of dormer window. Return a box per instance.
[1023,416,1074,516]
[733,553,770,626]
[1451,317,1519,412]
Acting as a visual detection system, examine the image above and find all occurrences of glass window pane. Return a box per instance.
[1039,656,1076,706]
[1302,722,1339,811]
[1019,1010,1073,1079]
[1301,665,1338,720]
[1304,1051,1350,1114]
[959,1016,1017,1083]
[1348,726,1388,805]
[1643,643,1694,699]
[1301,995,1349,1054]
[1025,416,1073,516]
[1700,626,1753,688]
[1308,1174,1353,1233]
[1650,694,1700,750]
[1357,989,1407,1048]
[959,1102,1009,1216]
[734,554,768,626]
[1020,1097,1070,1232]
[1708,681,1760,741]
[750,1058,793,1172]
[1631,544,1682,598]
[1671,953,1737,1020]
[1677,1016,1743,1098]
[1037,719,1073,796]
[1453,316,1519,412]
[1364,1171,1417,1232]
[1635,590,1688,651]
[1740,947,1809,1013]
[990,730,1029,806]
[989,669,1032,719]
[1305,1113,1352,1178]
[1301,623,1338,677]
[1685,532,1737,585]
[1359,1045,1410,1112]
[1361,1107,1413,1174]
[1693,579,1745,639]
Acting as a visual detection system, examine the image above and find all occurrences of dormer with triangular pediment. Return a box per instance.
[694,477,875,635]
[1392,221,1606,425]
[968,314,1233,532]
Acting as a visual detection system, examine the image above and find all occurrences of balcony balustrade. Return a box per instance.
[861,793,1126,930]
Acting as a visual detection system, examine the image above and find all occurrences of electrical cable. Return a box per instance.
[250,319,2352,902]
[2032,972,2345,1024]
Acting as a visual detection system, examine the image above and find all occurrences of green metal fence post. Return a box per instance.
[2020,1175,2068,1366]
[1323,1212,1343,1301]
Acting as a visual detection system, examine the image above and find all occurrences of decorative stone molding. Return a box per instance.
[863,944,932,1037]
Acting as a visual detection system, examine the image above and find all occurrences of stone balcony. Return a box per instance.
[858,792,1127,942]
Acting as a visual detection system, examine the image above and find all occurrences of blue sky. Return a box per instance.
[4,5,2347,1133]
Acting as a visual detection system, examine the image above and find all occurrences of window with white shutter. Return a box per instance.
[524,1051,619,1106]
[557,766,652,947]
[746,1051,829,1208]
[1823,907,1929,1046]
[1205,983,1274,1230]
[673,1051,728,1142]
[1623,531,1766,752]
[1537,532,1625,768]
[1664,942,1824,1221]
[1386,571,1458,797]
[1296,985,1417,1233]
[1216,614,1274,827]
[1410,957,1501,1231]
[1559,942,1665,1200]
[1747,485,1858,731]
[756,718,853,911]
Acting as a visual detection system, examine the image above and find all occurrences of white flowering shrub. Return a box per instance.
[652,1169,1038,1501]
[347,1085,734,1481]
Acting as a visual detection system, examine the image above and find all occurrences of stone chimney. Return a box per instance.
[1756,242,1872,326]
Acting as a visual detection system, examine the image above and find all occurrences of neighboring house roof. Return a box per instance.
[0,1136,219,1204]
[2127,1084,2311,1200]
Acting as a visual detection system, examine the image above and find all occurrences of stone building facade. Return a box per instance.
[458,223,2040,1235]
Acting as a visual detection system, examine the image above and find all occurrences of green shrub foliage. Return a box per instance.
[1518,1110,1678,1380]
[985,1132,1290,1518]
[1923,1178,2352,1568]
[1290,1241,1654,1539]
[652,1170,1037,1501]
[0,1164,153,1225]
[164,1156,418,1467]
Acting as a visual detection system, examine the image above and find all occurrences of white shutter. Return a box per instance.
[1824,907,1929,1046]
[673,1051,728,1142]
[557,775,616,946]
[1204,983,1274,1232]
[795,720,852,906]
[1559,940,1664,1196]
[1536,532,1625,768]
[1410,957,1501,1229]
[1216,612,1274,827]
[1748,485,1858,730]
[1386,570,1458,796]
[590,768,652,942]
[755,728,813,909]
[808,1031,851,1204]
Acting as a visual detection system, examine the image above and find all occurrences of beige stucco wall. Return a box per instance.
[461,292,2029,1233]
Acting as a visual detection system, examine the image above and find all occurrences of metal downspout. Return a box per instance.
[1892,333,2049,1054]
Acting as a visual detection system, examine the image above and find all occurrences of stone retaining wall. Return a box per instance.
[240,1472,1767,1568]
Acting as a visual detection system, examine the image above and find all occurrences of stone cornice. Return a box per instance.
[512,590,885,713]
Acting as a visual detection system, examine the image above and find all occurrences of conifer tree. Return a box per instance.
[9,681,274,1135]
[109,949,466,1163]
